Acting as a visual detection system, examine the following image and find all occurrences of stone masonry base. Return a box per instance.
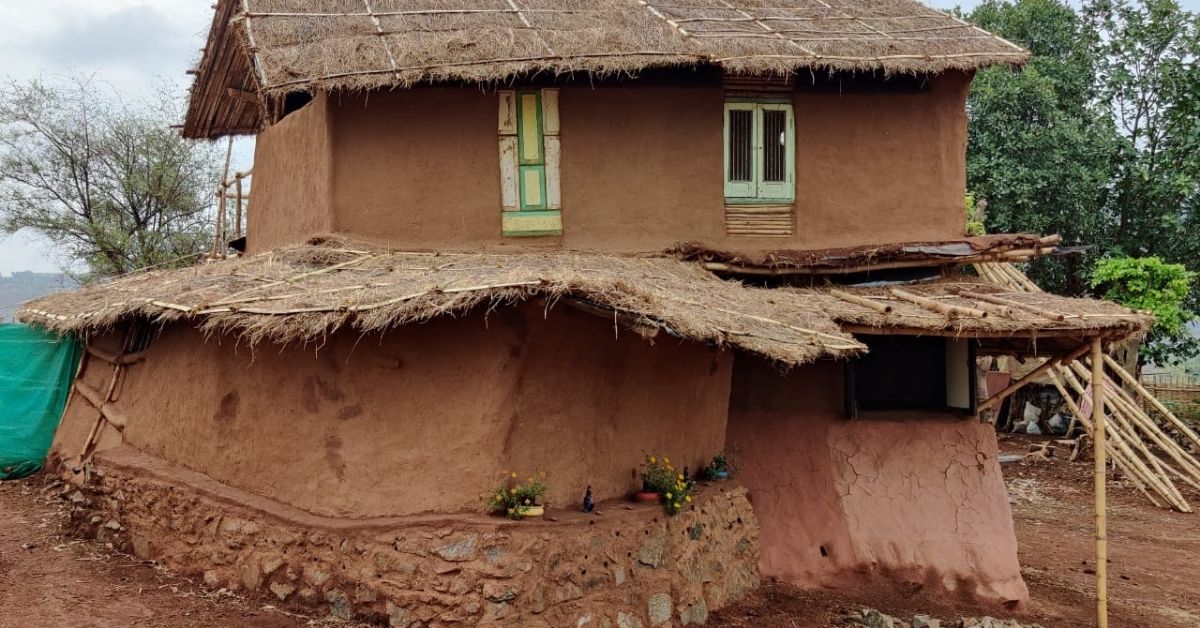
[58,448,760,627]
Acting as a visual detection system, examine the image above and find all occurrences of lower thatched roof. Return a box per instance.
[18,242,1149,363]
[18,242,864,366]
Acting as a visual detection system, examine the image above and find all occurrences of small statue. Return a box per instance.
[582,485,595,513]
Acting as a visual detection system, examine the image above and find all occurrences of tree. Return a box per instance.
[965,0,1120,295]
[1092,257,1196,367]
[0,75,220,280]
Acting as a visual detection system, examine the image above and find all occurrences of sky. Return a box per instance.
[0,0,1197,273]
[0,0,253,274]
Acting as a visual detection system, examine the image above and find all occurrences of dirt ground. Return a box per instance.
[2,433,1198,627]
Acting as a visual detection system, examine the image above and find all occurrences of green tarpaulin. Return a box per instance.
[0,324,80,479]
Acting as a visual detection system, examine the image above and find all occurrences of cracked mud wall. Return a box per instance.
[726,356,1028,606]
[49,302,732,518]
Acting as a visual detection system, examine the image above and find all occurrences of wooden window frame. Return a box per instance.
[499,89,562,237]
[723,99,796,205]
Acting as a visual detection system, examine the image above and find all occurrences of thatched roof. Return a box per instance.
[816,278,1151,354]
[19,242,1148,362]
[18,241,865,367]
[184,0,1028,138]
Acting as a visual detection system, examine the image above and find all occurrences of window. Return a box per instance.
[498,89,562,236]
[724,101,795,204]
[844,336,976,417]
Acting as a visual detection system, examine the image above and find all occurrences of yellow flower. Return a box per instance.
[685,495,692,503]
[510,488,517,494]
[507,507,515,514]
[666,493,673,499]
[511,472,518,478]
[664,457,670,464]
[677,474,684,480]
[649,456,657,464]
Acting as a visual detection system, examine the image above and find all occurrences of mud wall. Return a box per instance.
[725,357,1028,606]
[62,449,759,626]
[50,303,732,519]
[245,74,971,254]
[246,92,335,254]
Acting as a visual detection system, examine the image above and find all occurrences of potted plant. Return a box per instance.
[701,452,732,481]
[485,471,547,519]
[638,455,693,515]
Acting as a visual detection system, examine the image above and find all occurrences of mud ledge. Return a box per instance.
[59,447,761,626]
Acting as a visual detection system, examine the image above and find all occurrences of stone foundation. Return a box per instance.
[59,448,760,627]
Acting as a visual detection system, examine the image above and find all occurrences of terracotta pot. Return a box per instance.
[517,504,545,518]
[635,491,662,503]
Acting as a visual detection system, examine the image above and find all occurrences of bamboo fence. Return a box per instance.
[976,262,1200,513]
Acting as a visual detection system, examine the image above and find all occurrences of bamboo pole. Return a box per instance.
[1103,354,1200,452]
[1092,338,1108,628]
[890,287,988,318]
[978,343,1091,411]
[829,289,893,313]
[234,174,244,239]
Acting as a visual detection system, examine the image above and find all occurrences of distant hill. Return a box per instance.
[0,272,76,322]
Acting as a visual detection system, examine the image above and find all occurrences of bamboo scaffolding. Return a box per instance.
[976,261,1200,514]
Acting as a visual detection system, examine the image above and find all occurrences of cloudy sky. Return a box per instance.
[0,0,1196,274]
[0,0,254,274]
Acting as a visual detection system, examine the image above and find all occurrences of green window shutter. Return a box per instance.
[756,103,795,203]
[501,89,562,237]
[725,100,795,204]
[724,102,757,200]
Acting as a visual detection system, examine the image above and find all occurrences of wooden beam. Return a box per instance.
[829,289,893,313]
[85,344,149,366]
[956,290,1067,321]
[225,87,259,103]
[890,288,988,319]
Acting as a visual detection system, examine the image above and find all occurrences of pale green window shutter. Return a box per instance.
[724,102,757,199]
[724,100,795,204]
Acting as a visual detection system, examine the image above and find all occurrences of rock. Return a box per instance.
[613,565,626,585]
[326,589,353,620]
[483,581,518,603]
[637,533,667,568]
[297,587,321,605]
[679,599,708,625]
[857,609,897,628]
[577,613,595,627]
[203,570,220,587]
[269,582,296,601]
[647,593,672,626]
[617,611,645,628]
[557,581,584,603]
[387,601,418,628]
[129,533,152,559]
[912,615,941,628]
[261,555,285,575]
[303,564,331,587]
[241,559,263,591]
[103,520,121,531]
[485,601,513,620]
[435,534,479,562]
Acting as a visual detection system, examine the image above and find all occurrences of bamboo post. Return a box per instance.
[234,174,244,239]
[1092,337,1108,628]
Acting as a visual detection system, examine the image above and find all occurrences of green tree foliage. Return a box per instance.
[0,76,219,280]
[965,0,1200,363]
[1092,257,1196,365]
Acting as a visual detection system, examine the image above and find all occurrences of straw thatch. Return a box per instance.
[813,277,1151,354]
[18,240,866,367]
[674,233,1059,275]
[184,0,1028,138]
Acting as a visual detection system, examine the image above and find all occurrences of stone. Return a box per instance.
[859,609,897,628]
[202,570,220,587]
[577,613,595,627]
[387,601,418,628]
[485,601,513,620]
[556,581,584,603]
[617,611,645,628]
[241,559,263,591]
[483,581,518,603]
[261,555,285,575]
[647,593,672,626]
[103,520,122,531]
[269,582,296,601]
[637,532,666,568]
[129,533,152,560]
[528,584,547,614]
[613,566,626,586]
[297,587,321,605]
[326,589,353,620]
[303,564,331,587]
[679,599,709,625]
[912,615,941,628]
[435,534,479,562]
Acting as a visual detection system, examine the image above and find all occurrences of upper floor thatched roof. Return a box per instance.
[183,0,1028,138]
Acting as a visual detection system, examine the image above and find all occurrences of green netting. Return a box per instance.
[0,324,80,480]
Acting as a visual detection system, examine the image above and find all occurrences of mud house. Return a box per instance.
[21,1,1149,626]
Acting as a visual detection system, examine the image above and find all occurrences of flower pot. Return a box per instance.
[635,491,662,503]
[516,504,545,518]
[712,469,730,480]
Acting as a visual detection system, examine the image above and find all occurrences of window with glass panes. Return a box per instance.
[723,101,795,204]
